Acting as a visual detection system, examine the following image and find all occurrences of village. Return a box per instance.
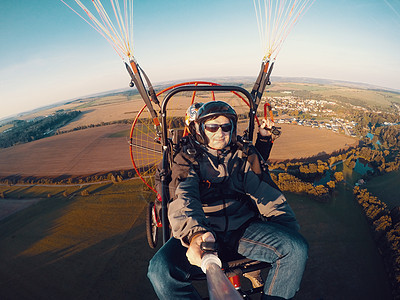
[268,94,359,137]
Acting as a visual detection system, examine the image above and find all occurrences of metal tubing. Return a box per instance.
[161,149,170,244]
[127,61,160,127]
[160,85,256,144]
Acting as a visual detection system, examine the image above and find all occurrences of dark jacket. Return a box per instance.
[168,136,299,247]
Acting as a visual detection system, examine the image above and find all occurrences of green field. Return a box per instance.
[74,94,133,110]
[267,82,400,110]
[365,169,400,209]
[235,80,400,111]
[0,179,393,299]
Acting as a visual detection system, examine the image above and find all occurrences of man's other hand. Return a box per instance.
[259,118,274,137]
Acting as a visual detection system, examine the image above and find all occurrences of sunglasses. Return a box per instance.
[204,123,232,133]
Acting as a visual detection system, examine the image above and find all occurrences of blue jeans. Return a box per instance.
[148,220,308,300]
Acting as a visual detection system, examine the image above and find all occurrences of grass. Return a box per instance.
[288,187,392,299]
[365,169,400,209]
[0,179,158,299]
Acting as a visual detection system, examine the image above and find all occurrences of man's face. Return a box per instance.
[202,115,232,150]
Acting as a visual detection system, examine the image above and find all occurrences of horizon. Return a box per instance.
[1,0,400,120]
[1,75,399,123]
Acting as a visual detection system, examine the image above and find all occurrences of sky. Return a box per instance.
[1,0,399,120]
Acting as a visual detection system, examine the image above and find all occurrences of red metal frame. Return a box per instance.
[129,81,260,193]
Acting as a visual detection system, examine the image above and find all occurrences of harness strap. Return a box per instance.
[237,140,263,177]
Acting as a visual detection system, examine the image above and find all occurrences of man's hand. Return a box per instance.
[259,118,274,137]
[186,232,215,268]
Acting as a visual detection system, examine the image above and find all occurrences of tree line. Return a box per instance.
[0,170,136,186]
[375,125,400,149]
[265,139,399,203]
[270,142,400,183]
[0,111,81,148]
[353,187,400,299]
[351,110,400,138]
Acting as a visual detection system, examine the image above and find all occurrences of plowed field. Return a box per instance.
[0,124,357,177]
[0,124,132,176]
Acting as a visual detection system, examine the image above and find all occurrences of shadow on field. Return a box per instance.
[0,193,159,300]
[91,183,113,194]
[70,109,95,122]
[289,188,393,300]
[0,184,394,300]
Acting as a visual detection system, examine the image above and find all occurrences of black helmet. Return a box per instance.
[195,101,237,145]
[196,101,237,123]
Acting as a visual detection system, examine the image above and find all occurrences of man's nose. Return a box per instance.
[215,127,225,134]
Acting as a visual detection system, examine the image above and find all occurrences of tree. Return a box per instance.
[347,160,356,169]
[327,180,335,190]
[373,215,392,242]
[334,172,344,182]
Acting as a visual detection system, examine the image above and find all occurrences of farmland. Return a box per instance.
[0,124,132,177]
[0,123,357,177]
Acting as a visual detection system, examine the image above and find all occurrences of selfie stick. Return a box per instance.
[201,254,243,300]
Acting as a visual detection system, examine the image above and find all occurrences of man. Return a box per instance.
[148,101,308,299]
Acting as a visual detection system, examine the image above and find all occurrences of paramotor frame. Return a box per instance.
[129,81,260,194]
